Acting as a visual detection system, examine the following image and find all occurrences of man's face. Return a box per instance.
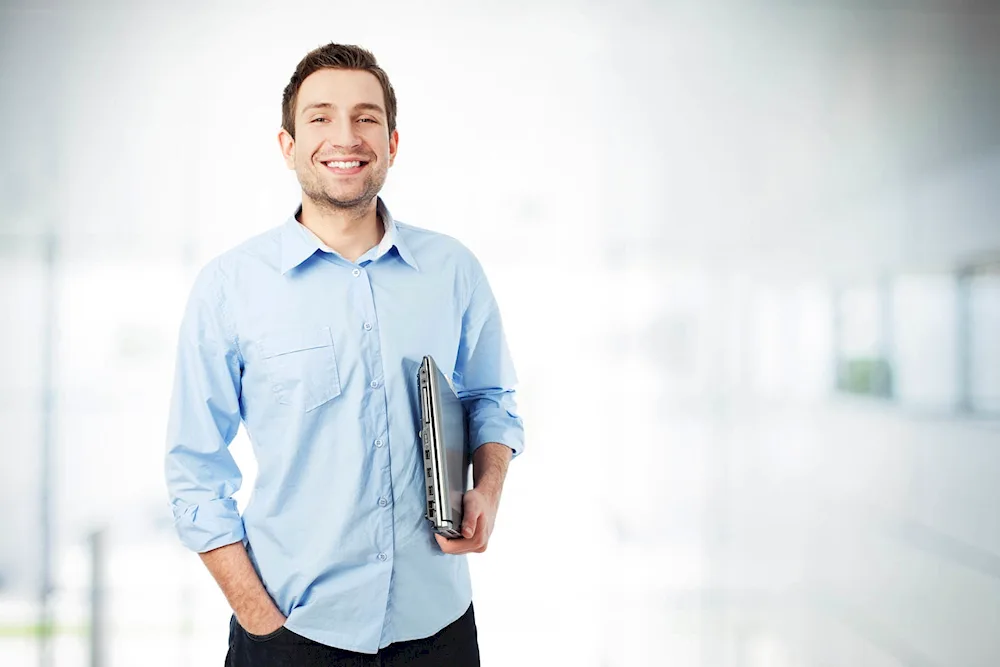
[279,68,398,210]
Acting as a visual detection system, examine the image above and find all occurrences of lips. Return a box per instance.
[319,158,370,175]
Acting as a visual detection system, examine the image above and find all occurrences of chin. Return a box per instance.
[330,191,367,204]
[325,192,372,209]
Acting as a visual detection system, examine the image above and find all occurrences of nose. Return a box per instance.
[329,115,362,150]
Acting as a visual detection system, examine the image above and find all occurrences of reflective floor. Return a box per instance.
[4,396,998,667]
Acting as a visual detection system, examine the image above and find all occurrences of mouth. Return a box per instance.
[319,159,369,175]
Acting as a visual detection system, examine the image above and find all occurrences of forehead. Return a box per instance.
[296,68,385,114]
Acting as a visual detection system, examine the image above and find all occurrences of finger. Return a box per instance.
[470,517,490,551]
[435,533,458,552]
[461,491,484,532]
[435,533,474,554]
[461,509,479,539]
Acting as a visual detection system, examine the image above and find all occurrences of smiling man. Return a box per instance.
[164,43,524,667]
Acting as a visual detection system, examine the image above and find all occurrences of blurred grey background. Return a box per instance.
[2,0,999,665]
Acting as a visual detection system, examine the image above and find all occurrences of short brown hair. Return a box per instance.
[281,43,397,138]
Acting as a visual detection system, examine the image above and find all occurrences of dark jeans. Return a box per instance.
[225,603,480,667]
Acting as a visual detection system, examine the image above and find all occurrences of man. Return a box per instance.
[164,43,524,667]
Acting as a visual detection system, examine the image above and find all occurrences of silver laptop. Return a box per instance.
[418,355,469,538]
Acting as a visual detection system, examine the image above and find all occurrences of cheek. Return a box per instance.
[364,132,390,156]
[295,149,316,170]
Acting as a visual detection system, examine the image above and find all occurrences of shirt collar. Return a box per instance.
[376,199,419,270]
[280,197,419,274]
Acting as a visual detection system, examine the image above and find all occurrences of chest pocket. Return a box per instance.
[257,326,342,412]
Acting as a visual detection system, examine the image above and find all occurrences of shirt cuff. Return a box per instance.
[172,497,246,553]
[469,419,525,458]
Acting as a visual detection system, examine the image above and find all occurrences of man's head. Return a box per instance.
[279,44,399,211]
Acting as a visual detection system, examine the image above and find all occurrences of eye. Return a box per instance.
[310,117,329,123]
[358,117,377,124]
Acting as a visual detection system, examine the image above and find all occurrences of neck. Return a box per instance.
[298,196,384,263]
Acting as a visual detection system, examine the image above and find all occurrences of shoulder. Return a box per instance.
[394,219,485,277]
[192,224,285,292]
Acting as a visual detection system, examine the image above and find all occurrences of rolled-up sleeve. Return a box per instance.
[454,265,525,458]
[164,260,246,553]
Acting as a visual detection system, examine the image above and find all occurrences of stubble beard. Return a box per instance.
[299,159,387,213]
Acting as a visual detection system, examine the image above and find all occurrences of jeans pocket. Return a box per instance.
[244,625,287,643]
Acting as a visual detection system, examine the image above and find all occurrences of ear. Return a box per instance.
[278,128,296,170]
[387,129,399,168]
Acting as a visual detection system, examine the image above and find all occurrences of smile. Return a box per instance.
[321,160,368,175]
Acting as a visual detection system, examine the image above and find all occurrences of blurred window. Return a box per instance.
[969,267,1000,414]
[891,274,958,409]
[837,285,893,398]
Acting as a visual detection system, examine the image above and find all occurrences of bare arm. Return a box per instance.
[436,442,513,554]
[472,441,512,503]
[199,542,286,635]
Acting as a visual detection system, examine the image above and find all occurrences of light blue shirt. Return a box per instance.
[164,198,524,653]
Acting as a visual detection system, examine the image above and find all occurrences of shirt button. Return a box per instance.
[378,497,388,507]
[377,552,387,562]
[374,439,384,448]
[352,268,361,277]
[363,322,373,331]
[370,380,379,389]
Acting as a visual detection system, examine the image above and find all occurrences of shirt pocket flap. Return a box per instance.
[260,326,335,358]
[256,326,342,411]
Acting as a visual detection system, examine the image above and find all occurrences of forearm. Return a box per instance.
[199,542,284,628]
[473,442,512,501]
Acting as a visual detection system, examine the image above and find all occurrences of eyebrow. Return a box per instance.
[300,102,386,117]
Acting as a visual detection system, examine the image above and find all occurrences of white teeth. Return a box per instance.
[326,160,361,169]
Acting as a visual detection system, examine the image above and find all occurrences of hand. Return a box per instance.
[435,487,499,554]
[239,606,287,637]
